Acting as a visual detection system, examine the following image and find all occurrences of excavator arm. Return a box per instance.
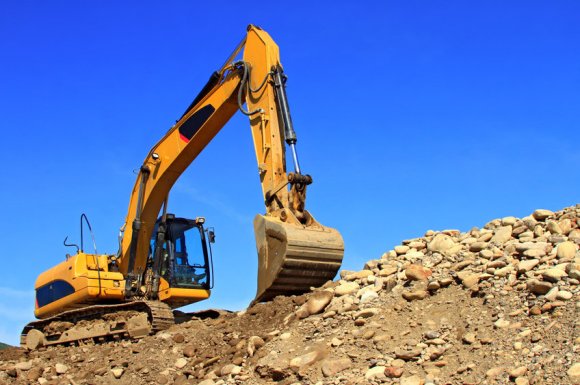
[119,25,344,302]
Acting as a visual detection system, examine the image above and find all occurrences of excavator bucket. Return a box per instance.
[253,213,344,303]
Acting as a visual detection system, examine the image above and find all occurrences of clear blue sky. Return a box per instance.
[0,1,578,345]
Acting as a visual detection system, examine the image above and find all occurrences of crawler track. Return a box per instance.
[21,301,174,349]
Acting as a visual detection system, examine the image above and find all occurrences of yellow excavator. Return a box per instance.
[21,25,344,349]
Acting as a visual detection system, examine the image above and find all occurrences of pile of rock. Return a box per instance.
[0,205,578,385]
[362,207,579,315]
[255,205,579,384]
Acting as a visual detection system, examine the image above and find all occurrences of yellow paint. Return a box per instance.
[34,252,125,318]
[35,252,212,318]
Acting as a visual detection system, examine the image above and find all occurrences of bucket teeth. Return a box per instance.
[253,213,344,302]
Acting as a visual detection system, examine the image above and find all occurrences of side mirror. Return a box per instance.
[208,230,216,244]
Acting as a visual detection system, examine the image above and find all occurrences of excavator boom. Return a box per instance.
[119,25,344,302]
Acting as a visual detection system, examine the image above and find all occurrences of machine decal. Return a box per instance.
[178,104,215,142]
[36,280,75,308]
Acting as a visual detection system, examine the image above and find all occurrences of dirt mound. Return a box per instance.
[1,205,579,384]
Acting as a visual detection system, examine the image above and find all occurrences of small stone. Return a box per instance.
[556,290,573,300]
[515,378,530,385]
[532,209,553,221]
[360,290,379,303]
[395,245,410,254]
[247,335,265,357]
[568,363,580,383]
[523,248,546,258]
[527,279,552,295]
[502,216,517,225]
[321,358,352,377]
[542,268,567,282]
[331,337,343,347]
[469,242,487,252]
[344,270,373,281]
[486,366,504,378]
[427,281,440,291]
[280,332,292,340]
[405,264,432,281]
[175,358,188,369]
[509,366,527,378]
[334,281,359,296]
[439,277,453,287]
[183,344,195,358]
[392,359,406,367]
[546,220,562,234]
[559,218,572,234]
[428,234,457,253]
[306,290,334,315]
[172,333,185,343]
[462,332,476,344]
[544,287,559,301]
[111,368,124,379]
[494,265,513,277]
[480,249,494,259]
[402,289,429,301]
[534,224,545,238]
[290,349,326,370]
[517,259,539,274]
[406,251,425,260]
[295,306,310,319]
[55,364,68,375]
[461,274,481,289]
[494,319,510,329]
[424,331,440,340]
[365,366,386,381]
[220,364,241,376]
[491,226,512,244]
[378,265,398,277]
[354,308,379,319]
[384,366,404,378]
[395,347,422,360]
[530,333,542,343]
[15,361,32,371]
[157,332,172,340]
[557,241,578,259]
[480,337,493,344]
[26,367,42,381]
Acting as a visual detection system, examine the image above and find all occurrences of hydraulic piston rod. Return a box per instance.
[273,67,301,174]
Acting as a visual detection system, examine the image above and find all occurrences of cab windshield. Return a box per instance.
[151,219,209,289]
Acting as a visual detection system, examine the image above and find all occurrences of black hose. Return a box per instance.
[237,62,264,116]
[80,213,102,297]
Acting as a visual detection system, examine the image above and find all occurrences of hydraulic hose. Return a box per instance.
[237,62,264,116]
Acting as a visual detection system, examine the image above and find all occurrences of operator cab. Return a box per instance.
[150,214,214,290]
